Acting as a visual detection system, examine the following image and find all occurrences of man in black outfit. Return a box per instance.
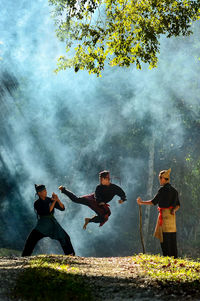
[137,168,180,258]
[59,170,127,229]
[22,184,75,256]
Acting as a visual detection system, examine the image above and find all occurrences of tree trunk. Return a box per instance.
[143,134,155,247]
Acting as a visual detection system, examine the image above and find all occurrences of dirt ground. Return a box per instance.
[0,255,199,301]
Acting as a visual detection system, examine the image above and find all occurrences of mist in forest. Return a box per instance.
[0,0,199,256]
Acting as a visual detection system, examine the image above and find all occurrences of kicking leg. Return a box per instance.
[60,187,109,219]
[59,186,91,206]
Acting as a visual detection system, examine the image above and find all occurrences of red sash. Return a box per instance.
[158,206,173,226]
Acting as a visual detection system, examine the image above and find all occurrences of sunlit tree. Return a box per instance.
[49,0,200,75]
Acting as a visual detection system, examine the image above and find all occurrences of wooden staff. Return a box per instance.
[139,205,145,254]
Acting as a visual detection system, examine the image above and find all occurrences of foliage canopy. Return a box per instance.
[49,0,200,75]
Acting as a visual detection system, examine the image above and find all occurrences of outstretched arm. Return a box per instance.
[137,197,153,205]
[112,184,127,204]
[115,185,127,203]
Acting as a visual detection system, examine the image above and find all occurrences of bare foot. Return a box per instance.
[83,218,90,230]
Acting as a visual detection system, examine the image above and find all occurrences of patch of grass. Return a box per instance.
[0,248,21,256]
[11,254,200,300]
[12,256,93,301]
[133,253,200,292]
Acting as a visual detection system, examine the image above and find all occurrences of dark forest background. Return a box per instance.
[0,0,200,258]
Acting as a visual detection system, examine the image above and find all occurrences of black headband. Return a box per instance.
[35,184,46,193]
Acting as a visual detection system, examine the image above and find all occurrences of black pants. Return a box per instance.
[62,188,110,224]
[160,232,178,258]
[22,229,75,256]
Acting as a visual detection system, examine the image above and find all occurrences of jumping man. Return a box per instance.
[59,170,127,229]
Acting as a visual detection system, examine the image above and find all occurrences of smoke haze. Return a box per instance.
[0,0,200,256]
